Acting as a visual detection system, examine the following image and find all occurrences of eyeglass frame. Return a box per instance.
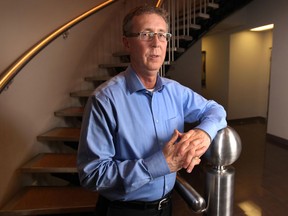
[125,32,172,42]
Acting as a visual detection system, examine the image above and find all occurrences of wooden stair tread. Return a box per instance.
[168,47,185,53]
[21,153,77,173]
[70,90,93,98]
[112,51,129,57]
[37,127,80,142]
[178,23,201,30]
[99,62,129,69]
[0,186,98,215]
[175,35,193,41]
[55,107,84,117]
[84,75,112,82]
[208,2,219,9]
[197,12,210,19]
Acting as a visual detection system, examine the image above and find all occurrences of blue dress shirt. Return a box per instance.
[77,65,227,202]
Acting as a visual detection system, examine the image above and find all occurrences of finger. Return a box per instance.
[169,129,181,145]
[195,145,209,157]
[178,131,192,141]
[163,130,180,158]
[186,157,201,173]
[182,147,196,169]
[177,136,202,156]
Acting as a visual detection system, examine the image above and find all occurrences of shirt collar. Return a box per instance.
[124,65,164,94]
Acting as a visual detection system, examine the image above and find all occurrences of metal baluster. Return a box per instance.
[171,0,175,63]
[188,0,190,35]
[193,0,196,26]
[183,0,186,36]
[176,0,180,48]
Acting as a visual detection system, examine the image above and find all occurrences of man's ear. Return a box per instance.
[122,37,130,50]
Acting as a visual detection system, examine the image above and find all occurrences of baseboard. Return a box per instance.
[266,133,288,150]
[227,116,266,125]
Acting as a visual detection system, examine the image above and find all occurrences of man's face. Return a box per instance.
[123,13,168,77]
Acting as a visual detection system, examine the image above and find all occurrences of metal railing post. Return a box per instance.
[203,126,242,216]
[175,126,242,215]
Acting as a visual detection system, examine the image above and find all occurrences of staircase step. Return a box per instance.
[84,75,112,82]
[70,90,93,98]
[168,47,185,53]
[0,186,98,215]
[179,23,201,30]
[55,107,84,117]
[112,51,129,57]
[37,127,80,142]
[99,62,129,69]
[175,35,193,41]
[21,153,77,173]
[189,24,201,30]
[197,12,210,19]
[208,2,219,9]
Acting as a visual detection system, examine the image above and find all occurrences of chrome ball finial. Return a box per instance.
[203,126,242,167]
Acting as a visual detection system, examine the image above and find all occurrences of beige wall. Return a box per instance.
[0,0,124,206]
[201,33,230,109]
[228,30,272,119]
[202,8,272,120]
[170,41,202,94]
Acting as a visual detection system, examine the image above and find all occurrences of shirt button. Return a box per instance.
[156,119,159,123]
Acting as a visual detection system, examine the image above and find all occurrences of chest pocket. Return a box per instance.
[165,114,184,136]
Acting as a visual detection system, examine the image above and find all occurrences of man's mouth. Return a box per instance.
[150,54,160,58]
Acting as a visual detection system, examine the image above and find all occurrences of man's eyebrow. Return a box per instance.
[141,28,167,32]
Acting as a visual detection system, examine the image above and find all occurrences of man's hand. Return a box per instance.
[162,129,211,173]
[179,129,211,172]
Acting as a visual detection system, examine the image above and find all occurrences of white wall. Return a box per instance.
[260,2,288,139]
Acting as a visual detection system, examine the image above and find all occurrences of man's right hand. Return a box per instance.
[162,129,201,173]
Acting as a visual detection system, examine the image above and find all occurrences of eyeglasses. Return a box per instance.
[125,32,172,42]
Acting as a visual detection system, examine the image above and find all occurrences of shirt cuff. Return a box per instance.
[195,121,219,140]
[143,151,171,179]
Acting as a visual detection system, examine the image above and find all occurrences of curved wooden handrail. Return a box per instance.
[0,0,117,93]
[156,0,165,7]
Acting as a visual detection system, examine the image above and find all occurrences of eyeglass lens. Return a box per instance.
[140,32,171,41]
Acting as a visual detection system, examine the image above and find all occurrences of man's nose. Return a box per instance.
[151,33,161,46]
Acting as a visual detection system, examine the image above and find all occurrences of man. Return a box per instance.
[77,5,227,216]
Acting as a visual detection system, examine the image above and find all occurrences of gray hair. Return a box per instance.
[122,5,169,36]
